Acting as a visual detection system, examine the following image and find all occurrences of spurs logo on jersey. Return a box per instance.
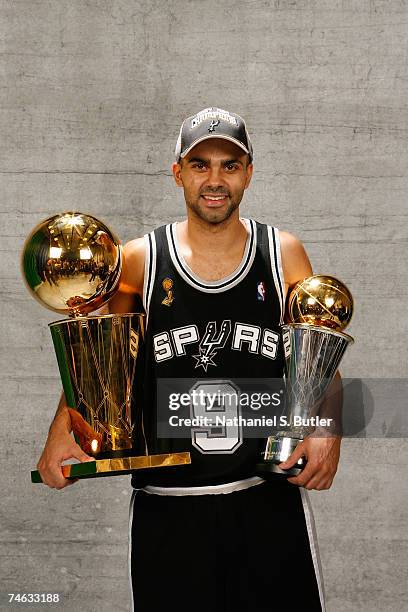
[192,320,231,371]
[153,320,280,367]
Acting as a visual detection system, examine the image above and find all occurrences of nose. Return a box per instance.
[205,165,226,190]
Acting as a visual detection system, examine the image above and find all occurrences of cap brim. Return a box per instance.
[179,134,250,159]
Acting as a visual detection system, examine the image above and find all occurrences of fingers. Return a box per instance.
[287,462,334,490]
[70,444,95,464]
[278,441,306,471]
[287,461,318,487]
[301,476,333,491]
[280,436,340,490]
[37,442,94,490]
[37,458,74,490]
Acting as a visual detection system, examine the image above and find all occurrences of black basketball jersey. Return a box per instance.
[131,218,286,488]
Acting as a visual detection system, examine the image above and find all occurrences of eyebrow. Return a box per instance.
[187,157,244,167]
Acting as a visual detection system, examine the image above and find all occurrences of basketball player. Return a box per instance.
[37,108,343,612]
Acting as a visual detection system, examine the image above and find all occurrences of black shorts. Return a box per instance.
[129,480,324,612]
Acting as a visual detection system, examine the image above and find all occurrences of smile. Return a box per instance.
[201,195,228,201]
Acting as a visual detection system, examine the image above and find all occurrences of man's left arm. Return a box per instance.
[278,231,343,490]
[279,371,343,490]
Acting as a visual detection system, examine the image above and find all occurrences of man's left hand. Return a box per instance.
[278,435,341,490]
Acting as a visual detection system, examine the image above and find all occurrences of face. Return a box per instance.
[172,139,253,225]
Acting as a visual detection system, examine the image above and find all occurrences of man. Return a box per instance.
[38,108,342,611]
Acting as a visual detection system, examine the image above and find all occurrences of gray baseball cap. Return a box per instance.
[175,107,253,162]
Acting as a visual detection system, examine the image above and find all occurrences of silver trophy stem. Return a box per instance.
[257,324,354,478]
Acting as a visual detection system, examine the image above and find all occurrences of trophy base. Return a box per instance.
[256,462,302,478]
[256,435,305,479]
[31,452,191,483]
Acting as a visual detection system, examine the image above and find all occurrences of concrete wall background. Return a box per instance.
[1,1,407,610]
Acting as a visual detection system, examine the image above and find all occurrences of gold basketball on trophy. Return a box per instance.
[21,211,122,316]
[288,275,353,331]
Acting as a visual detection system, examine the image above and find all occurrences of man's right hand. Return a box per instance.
[37,410,95,489]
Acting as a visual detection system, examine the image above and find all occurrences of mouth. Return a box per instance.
[200,194,229,207]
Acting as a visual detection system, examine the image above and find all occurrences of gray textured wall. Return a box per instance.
[1,1,407,610]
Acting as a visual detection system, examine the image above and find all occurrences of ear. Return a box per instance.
[244,162,253,190]
[172,161,183,187]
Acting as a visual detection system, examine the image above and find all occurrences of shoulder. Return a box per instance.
[121,237,146,295]
[107,236,146,313]
[279,230,306,254]
[123,236,145,263]
[278,230,313,288]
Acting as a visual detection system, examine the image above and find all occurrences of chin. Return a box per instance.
[189,202,238,225]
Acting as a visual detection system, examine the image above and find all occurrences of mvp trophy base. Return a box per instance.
[31,452,191,483]
[256,436,305,478]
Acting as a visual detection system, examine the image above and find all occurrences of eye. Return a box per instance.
[225,163,239,171]
[191,162,207,170]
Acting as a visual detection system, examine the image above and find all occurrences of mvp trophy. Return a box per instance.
[257,275,354,477]
[21,212,190,482]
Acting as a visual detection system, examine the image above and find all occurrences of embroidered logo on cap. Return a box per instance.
[190,108,238,129]
[208,119,220,133]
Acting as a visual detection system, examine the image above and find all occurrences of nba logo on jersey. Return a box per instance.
[257,281,266,301]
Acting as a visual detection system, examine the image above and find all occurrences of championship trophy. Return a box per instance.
[257,275,354,477]
[21,212,190,482]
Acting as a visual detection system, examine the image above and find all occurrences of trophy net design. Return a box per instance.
[257,275,354,477]
[21,212,190,481]
[50,314,141,455]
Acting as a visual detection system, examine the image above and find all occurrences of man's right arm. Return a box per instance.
[36,392,94,489]
[37,238,145,489]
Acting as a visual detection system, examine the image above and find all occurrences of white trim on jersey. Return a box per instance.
[274,227,285,305]
[267,226,285,324]
[140,475,265,496]
[128,489,137,612]
[142,231,157,325]
[142,234,150,312]
[300,488,327,612]
[148,232,157,316]
[166,218,257,293]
